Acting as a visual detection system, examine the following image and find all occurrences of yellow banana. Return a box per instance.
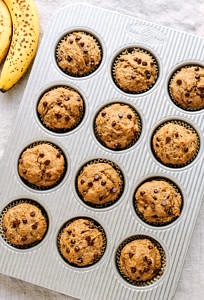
[0,0,12,64]
[0,0,40,92]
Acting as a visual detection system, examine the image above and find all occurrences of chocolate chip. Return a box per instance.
[200,93,204,98]
[67,230,72,235]
[21,236,27,242]
[57,57,62,62]
[64,96,70,101]
[148,245,153,249]
[94,253,99,260]
[151,202,155,209]
[75,35,81,41]
[66,247,70,253]
[88,182,93,187]
[144,266,150,272]
[80,42,84,47]
[55,113,62,119]
[137,58,141,64]
[19,158,23,164]
[112,121,116,127]
[127,114,132,119]
[56,152,61,158]
[118,113,123,118]
[101,111,106,117]
[129,252,134,258]
[44,159,50,166]
[30,211,35,217]
[80,179,85,184]
[32,223,38,230]
[43,101,47,107]
[176,79,182,85]
[78,257,83,263]
[65,116,70,122]
[101,180,106,186]
[12,219,20,228]
[75,246,80,252]
[39,153,44,158]
[69,39,73,44]
[22,218,27,224]
[111,187,117,193]
[185,92,190,97]
[83,49,88,54]
[175,132,179,138]
[2,227,7,232]
[131,267,136,273]
[184,147,189,152]
[166,136,171,143]
[167,208,172,215]
[114,142,121,149]
[94,174,99,181]
[67,55,72,62]
[71,239,76,244]
[195,66,200,71]
[22,169,27,174]
[145,71,151,79]
[154,189,158,193]
[140,191,145,196]
[195,75,200,80]
[142,61,148,66]
[131,74,136,79]
[161,200,167,206]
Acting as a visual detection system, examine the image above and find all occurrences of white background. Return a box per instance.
[0,0,203,299]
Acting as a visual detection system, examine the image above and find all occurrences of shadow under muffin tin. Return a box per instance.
[0,4,203,300]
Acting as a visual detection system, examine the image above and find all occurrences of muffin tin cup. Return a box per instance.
[56,216,107,268]
[75,158,125,209]
[55,30,103,78]
[37,85,86,134]
[111,46,159,94]
[93,101,142,151]
[18,141,68,191]
[0,199,49,250]
[133,176,184,227]
[150,119,200,168]
[115,234,166,286]
[168,63,204,112]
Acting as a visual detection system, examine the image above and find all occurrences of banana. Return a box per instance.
[0,0,12,64]
[0,0,40,92]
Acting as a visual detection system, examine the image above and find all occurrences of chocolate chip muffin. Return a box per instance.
[37,86,85,132]
[94,102,141,150]
[169,65,204,110]
[134,179,183,225]
[76,160,124,207]
[0,200,48,248]
[152,121,199,167]
[56,31,102,77]
[117,237,163,284]
[112,48,158,93]
[58,218,106,267]
[18,142,66,189]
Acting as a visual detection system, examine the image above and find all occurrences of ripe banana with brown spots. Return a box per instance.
[0,0,12,64]
[0,0,40,92]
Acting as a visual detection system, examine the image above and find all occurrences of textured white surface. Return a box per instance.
[0,0,203,299]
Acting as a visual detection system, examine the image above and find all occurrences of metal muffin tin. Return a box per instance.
[0,3,203,300]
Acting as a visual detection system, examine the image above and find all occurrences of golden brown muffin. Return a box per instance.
[56,31,102,76]
[18,142,66,189]
[113,48,158,93]
[1,202,48,248]
[169,65,204,110]
[58,218,106,267]
[119,238,162,282]
[94,103,141,150]
[152,122,199,167]
[135,179,182,225]
[37,87,84,132]
[77,161,123,206]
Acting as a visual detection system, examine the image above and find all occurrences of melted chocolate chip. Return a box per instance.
[127,114,132,120]
[43,101,47,107]
[142,61,148,66]
[32,223,38,230]
[131,74,136,79]
[129,252,134,258]
[140,191,145,196]
[71,239,76,244]
[184,147,189,153]
[75,246,80,252]
[75,35,81,41]
[176,79,182,85]
[94,174,99,181]
[118,113,123,118]
[80,42,84,47]
[154,189,158,193]
[22,218,27,224]
[44,159,50,166]
[195,75,200,80]
[30,211,35,217]
[112,121,116,127]
[111,187,117,193]
[80,179,85,184]
[101,180,106,186]
[131,267,136,273]
[67,230,72,235]
[88,182,93,187]
[55,113,62,119]
[67,55,72,62]
[166,136,171,143]
[56,152,61,158]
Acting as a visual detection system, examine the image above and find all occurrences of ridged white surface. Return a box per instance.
[0,4,203,300]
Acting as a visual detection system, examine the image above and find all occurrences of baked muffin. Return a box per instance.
[58,217,106,267]
[56,31,102,77]
[0,200,48,248]
[94,102,141,150]
[117,236,164,284]
[169,65,204,110]
[76,160,124,207]
[152,121,199,167]
[18,142,66,189]
[112,48,158,93]
[37,86,85,132]
[134,178,183,225]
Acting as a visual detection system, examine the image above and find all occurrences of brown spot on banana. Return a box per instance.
[0,0,40,92]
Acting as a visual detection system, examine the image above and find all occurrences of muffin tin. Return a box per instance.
[0,3,203,300]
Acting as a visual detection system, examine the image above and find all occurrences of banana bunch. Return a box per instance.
[0,0,40,92]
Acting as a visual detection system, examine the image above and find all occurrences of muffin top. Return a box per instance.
[77,162,123,206]
[119,238,162,282]
[152,122,199,166]
[169,66,204,110]
[113,49,158,93]
[1,202,48,247]
[18,143,65,188]
[58,218,105,267]
[135,179,182,225]
[95,103,141,150]
[56,31,102,76]
[37,87,84,132]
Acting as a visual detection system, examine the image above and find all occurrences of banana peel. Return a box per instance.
[0,0,40,92]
